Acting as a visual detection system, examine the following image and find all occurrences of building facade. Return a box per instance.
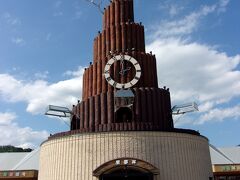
[38,0,213,179]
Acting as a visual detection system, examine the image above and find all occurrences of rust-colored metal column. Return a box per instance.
[97,61,102,94]
[93,38,97,63]
[129,0,134,22]
[93,63,97,96]
[140,25,145,52]
[152,55,158,88]
[142,54,149,87]
[102,58,108,93]
[120,0,125,23]
[94,95,100,132]
[121,23,126,52]
[126,23,132,51]
[158,89,164,130]
[80,102,84,130]
[101,93,107,125]
[136,24,141,52]
[114,0,120,26]
[140,88,147,122]
[107,91,114,130]
[98,33,102,61]
[85,68,89,100]
[110,1,115,26]
[84,99,89,131]
[102,30,106,61]
[82,71,85,100]
[146,88,153,123]
[116,25,121,52]
[134,88,141,122]
[106,27,110,56]
[89,97,95,132]
[89,64,93,97]
[131,24,137,51]
[124,0,129,22]
[110,24,116,52]
[96,36,99,62]
[151,88,158,128]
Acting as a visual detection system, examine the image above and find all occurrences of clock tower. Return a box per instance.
[38,1,213,180]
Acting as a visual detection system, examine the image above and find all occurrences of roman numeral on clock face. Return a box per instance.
[104,70,110,74]
[134,77,140,80]
[106,77,111,81]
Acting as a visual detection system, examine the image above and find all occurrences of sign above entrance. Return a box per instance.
[93,158,159,177]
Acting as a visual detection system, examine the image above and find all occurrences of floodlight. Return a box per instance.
[172,102,199,115]
[45,105,72,118]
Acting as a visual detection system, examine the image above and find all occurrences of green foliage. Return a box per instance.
[0,145,32,153]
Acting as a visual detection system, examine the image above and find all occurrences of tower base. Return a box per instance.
[38,131,213,180]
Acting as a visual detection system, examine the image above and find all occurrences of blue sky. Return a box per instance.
[0,0,239,148]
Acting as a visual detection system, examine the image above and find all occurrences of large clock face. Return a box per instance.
[104,54,141,89]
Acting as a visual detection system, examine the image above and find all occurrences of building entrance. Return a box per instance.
[101,169,153,180]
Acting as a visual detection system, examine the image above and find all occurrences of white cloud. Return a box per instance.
[198,105,240,124]
[11,37,25,46]
[0,67,84,114]
[0,112,48,148]
[34,71,49,79]
[2,12,21,25]
[152,0,230,39]
[147,39,240,105]
[0,112,16,125]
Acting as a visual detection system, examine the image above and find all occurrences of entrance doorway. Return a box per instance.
[101,169,153,180]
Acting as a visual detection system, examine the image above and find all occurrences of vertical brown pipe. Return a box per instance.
[158,89,164,130]
[147,54,153,87]
[142,54,149,87]
[98,33,102,62]
[146,88,153,123]
[160,89,166,130]
[140,88,147,122]
[110,2,115,26]
[89,97,95,132]
[102,30,106,60]
[103,10,106,30]
[126,23,132,51]
[110,25,116,52]
[132,24,137,51]
[94,95,100,131]
[136,52,143,87]
[153,55,158,88]
[82,71,85,100]
[129,0,134,22]
[93,63,97,96]
[85,68,89,100]
[84,99,89,131]
[102,58,107,94]
[89,65,93,97]
[101,93,107,124]
[96,36,99,62]
[93,38,97,63]
[140,25,145,52]
[116,25,121,52]
[107,91,114,130]
[120,0,125,23]
[77,103,80,129]
[97,61,102,94]
[136,24,141,51]
[121,23,126,52]
[115,0,120,26]
[105,6,109,28]
[125,0,129,22]
[80,102,84,130]
[135,88,141,122]
[106,27,110,55]
[151,88,158,128]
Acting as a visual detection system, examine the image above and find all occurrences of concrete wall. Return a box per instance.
[38,131,213,180]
